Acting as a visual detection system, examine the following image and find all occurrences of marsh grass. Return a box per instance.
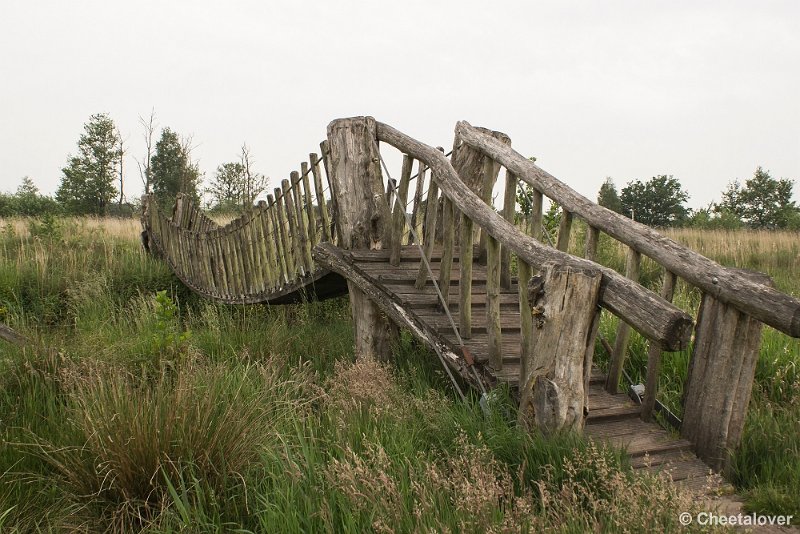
[1,217,795,530]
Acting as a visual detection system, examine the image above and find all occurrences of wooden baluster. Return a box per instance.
[517,259,533,397]
[202,233,217,295]
[605,246,642,394]
[247,212,265,293]
[415,180,440,290]
[319,140,337,244]
[641,270,677,421]
[301,162,318,249]
[556,209,573,252]
[229,219,245,296]
[437,196,455,307]
[531,189,544,241]
[486,234,502,369]
[212,230,228,297]
[255,202,273,291]
[584,225,600,262]
[310,153,332,242]
[276,186,296,281]
[477,157,499,263]
[282,179,302,278]
[390,154,414,266]
[459,211,474,338]
[409,160,427,244]
[500,169,517,289]
[290,173,313,275]
[270,192,290,286]
[241,217,256,294]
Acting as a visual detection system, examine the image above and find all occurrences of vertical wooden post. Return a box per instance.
[518,263,602,434]
[486,234,502,369]
[641,270,677,421]
[556,209,573,252]
[681,270,771,471]
[301,162,318,248]
[310,153,332,242]
[409,160,427,244]
[437,196,455,306]
[500,169,517,289]
[530,190,544,240]
[517,259,533,394]
[274,188,294,282]
[414,180,440,290]
[459,213,474,338]
[291,172,313,274]
[390,154,414,266]
[327,116,398,361]
[605,246,641,394]
[584,225,600,262]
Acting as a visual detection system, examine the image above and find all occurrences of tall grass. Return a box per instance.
[1,216,793,530]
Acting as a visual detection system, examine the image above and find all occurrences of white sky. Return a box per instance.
[1,0,798,209]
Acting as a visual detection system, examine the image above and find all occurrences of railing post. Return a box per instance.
[500,169,517,289]
[556,209,573,252]
[681,270,771,471]
[641,270,677,421]
[390,155,413,266]
[605,246,641,394]
[310,153,332,243]
[326,116,398,361]
[414,180,440,290]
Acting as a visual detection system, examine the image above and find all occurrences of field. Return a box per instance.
[0,217,797,532]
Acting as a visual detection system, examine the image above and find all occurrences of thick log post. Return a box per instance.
[327,117,398,361]
[518,263,602,434]
[681,270,771,472]
[390,154,414,266]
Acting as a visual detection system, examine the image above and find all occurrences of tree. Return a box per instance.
[206,144,268,211]
[136,109,157,195]
[56,113,121,215]
[597,177,623,213]
[620,175,689,228]
[716,167,797,229]
[150,127,202,206]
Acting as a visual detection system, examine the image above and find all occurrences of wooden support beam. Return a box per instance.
[518,263,602,434]
[437,196,455,307]
[326,116,397,361]
[301,162,318,249]
[410,160,427,244]
[517,259,533,395]
[291,172,313,274]
[500,169,517,289]
[681,270,771,472]
[606,246,642,394]
[274,188,295,282]
[584,225,600,262]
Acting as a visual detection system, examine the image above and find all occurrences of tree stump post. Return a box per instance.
[681,270,771,472]
[326,116,398,361]
[518,263,602,434]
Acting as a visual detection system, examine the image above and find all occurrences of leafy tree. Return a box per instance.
[620,175,689,228]
[716,167,797,229]
[56,113,121,215]
[12,177,61,217]
[597,177,623,213]
[206,144,268,211]
[150,128,202,206]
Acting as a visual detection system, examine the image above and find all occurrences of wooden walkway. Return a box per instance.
[333,245,722,491]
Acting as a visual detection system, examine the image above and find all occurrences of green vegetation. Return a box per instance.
[0,218,742,532]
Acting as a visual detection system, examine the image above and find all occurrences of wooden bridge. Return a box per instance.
[141,116,800,492]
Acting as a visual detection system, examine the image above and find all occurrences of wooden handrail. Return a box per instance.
[376,121,693,351]
[455,120,800,339]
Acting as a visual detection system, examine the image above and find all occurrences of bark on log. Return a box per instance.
[375,121,692,351]
[455,120,800,339]
[327,116,398,361]
[518,263,602,434]
[681,270,771,472]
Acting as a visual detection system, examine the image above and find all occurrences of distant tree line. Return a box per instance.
[1,112,270,218]
[596,168,800,230]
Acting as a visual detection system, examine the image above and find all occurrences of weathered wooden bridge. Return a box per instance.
[141,116,800,492]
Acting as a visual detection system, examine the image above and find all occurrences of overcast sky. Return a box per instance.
[1,0,798,209]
